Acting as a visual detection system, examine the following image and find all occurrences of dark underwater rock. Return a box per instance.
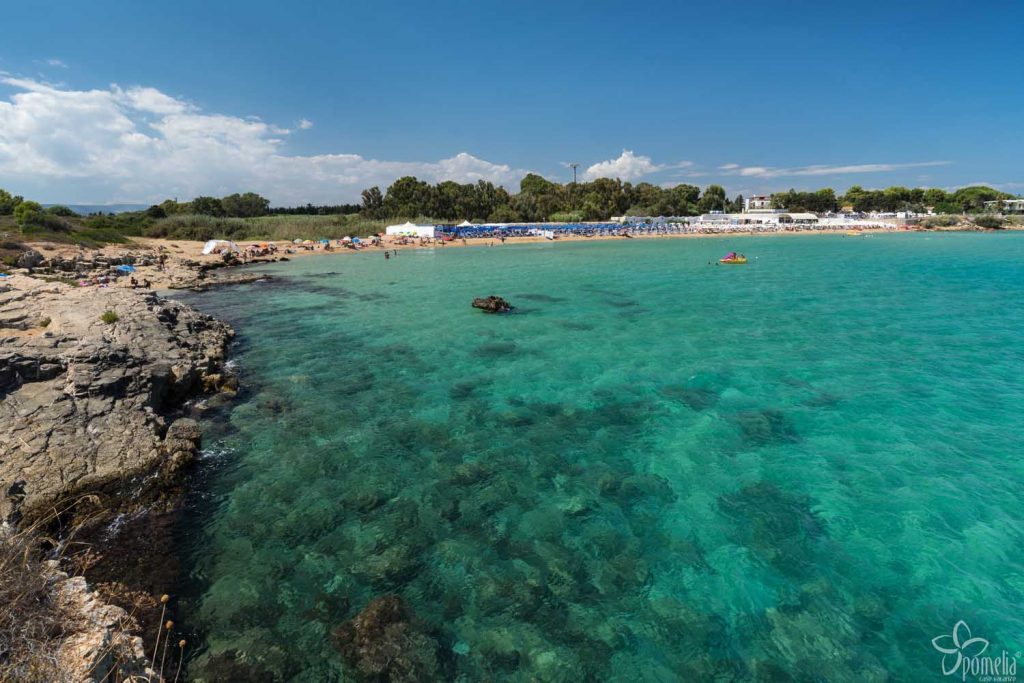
[734,409,799,445]
[659,385,719,411]
[331,595,441,682]
[515,293,567,303]
[473,341,518,358]
[718,481,826,576]
[472,296,514,313]
[200,649,276,682]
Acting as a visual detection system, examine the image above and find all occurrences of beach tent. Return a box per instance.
[457,220,473,227]
[202,239,240,255]
[385,222,435,238]
[115,264,136,273]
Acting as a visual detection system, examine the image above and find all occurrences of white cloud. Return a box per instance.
[298,118,313,130]
[725,161,950,179]
[0,77,527,204]
[583,150,691,181]
[45,58,68,69]
[113,85,191,115]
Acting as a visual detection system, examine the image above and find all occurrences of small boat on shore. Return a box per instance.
[719,252,747,264]
[845,230,865,237]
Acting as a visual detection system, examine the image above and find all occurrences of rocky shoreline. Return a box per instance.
[0,275,234,525]
[0,249,245,680]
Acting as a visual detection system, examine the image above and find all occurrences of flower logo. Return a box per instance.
[932,621,990,676]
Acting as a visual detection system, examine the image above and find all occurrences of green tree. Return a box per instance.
[221,192,269,218]
[384,177,433,218]
[14,200,43,226]
[488,204,520,223]
[159,199,187,215]
[360,186,384,218]
[581,178,626,220]
[0,188,24,216]
[697,185,727,213]
[923,188,948,208]
[952,185,1008,213]
[189,196,225,216]
[668,184,700,215]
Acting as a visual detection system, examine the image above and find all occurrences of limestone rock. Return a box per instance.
[0,274,234,524]
[55,572,153,682]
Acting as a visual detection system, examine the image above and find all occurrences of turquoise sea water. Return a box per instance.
[175,234,1024,681]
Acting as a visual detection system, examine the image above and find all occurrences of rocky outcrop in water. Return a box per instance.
[471,296,514,313]
[0,275,233,524]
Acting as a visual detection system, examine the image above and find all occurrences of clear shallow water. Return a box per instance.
[175,234,1024,681]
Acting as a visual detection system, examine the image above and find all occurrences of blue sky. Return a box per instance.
[1,0,1022,204]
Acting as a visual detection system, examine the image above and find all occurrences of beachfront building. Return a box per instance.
[699,212,819,226]
[744,195,773,212]
[983,199,1024,214]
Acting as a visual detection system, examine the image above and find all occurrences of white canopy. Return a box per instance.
[202,239,239,255]
[457,220,473,227]
[385,222,435,238]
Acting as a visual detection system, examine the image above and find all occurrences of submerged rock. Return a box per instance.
[471,296,514,313]
[331,594,442,682]
[659,385,719,411]
[718,481,826,576]
[733,408,800,446]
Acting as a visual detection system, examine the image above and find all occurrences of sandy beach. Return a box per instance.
[14,225,971,291]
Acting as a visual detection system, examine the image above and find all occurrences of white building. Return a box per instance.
[983,199,1024,214]
[744,195,773,212]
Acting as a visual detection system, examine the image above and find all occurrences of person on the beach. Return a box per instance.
[384,251,390,260]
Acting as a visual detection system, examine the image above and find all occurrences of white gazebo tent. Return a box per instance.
[457,220,473,228]
[202,239,240,255]
[385,222,435,238]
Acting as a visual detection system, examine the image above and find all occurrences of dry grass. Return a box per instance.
[0,499,192,682]
[0,525,69,682]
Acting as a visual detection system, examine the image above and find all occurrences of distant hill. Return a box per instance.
[44,203,149,215]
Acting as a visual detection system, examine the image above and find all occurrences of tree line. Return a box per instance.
[1,180,1016,231]
[357,176,1016,223]
[359,175,739,223]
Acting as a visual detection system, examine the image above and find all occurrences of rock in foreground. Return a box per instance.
[472,296,514,313]
[0,275,234,524]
